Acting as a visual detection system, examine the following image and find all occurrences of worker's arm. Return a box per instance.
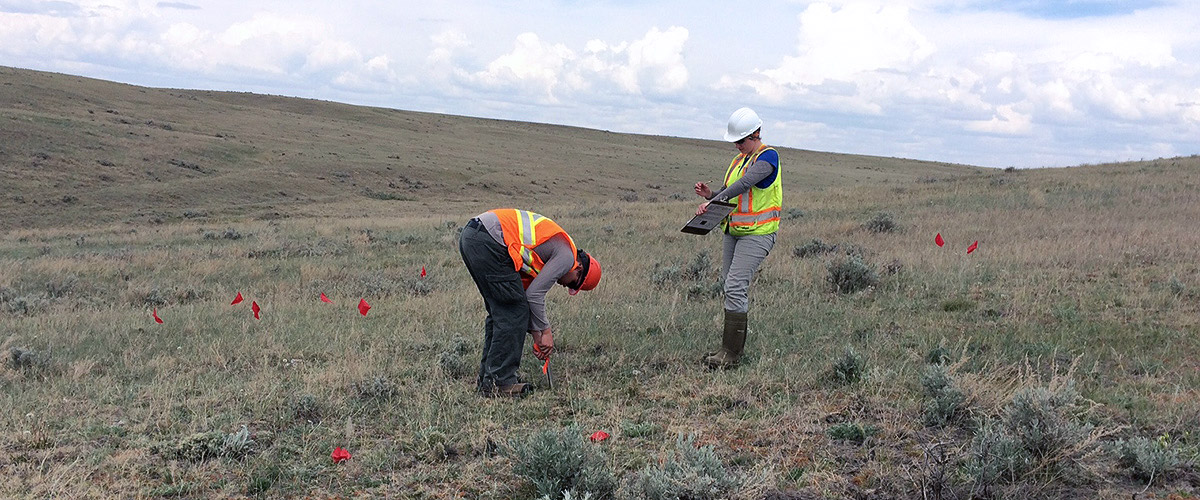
[709,159,776,202]
[698,159,776,215]
[525,236,575,331]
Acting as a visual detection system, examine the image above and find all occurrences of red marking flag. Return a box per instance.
[358,298,371,316]
[320,293,333,303]
[251,301,261,319]
[935,233,944,247]
[533,344,550,373]
[967,240,978,254]
[421,266,427,278]
[589,431,610,442]
[231,292,244,305]
[152,308,163,324]
[331,447,352,464]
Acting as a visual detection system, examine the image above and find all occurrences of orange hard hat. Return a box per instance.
[569,249,601,295]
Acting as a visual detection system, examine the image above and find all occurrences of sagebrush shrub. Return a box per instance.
[967,378,1097,494]
[926,346,951,365]
[4,295,48,315]
[619,434,746,500]
[410,427,457,462]
[1111,436,1182,484]
[921,365,969,427]
[825,256,878,294]
[793,239,835,258]
[352,376,398,401]
[437,336,474,378]
[651,253,714,288]
[163,425,255,462]
[288,393,321,423]
[509,426,616,500]
[8,347,50,374]
[966,422,1030,495]
[826,348,865,385]
[1003,383,1090,460]
[10,347,38,370]
[864,212,898,233]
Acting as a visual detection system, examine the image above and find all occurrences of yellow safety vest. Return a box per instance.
[721,145,782,235]
[490,209,579,289]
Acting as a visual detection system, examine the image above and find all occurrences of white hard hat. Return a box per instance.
[723,107,762,142]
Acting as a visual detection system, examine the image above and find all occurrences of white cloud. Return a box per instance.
[453,26,689,102]
[965,104,1033,135]
[1,0,1198,168]
[729,2,933,102]
[471,32,574,102]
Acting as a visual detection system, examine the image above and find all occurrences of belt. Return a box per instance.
[466,218,482,229]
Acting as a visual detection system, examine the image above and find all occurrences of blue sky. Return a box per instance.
[2,0,1198,168]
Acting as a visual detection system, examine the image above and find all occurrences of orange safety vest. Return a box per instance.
[489,209,579,289]
[721,145,782,236]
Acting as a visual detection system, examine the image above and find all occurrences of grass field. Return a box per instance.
[3,67,1200,499]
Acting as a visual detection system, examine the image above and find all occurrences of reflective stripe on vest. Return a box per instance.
[490,209,579,285]
[722,145,782,235]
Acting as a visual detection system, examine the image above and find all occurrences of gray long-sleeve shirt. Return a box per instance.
[476,211,574,331]
[710,159,775,203]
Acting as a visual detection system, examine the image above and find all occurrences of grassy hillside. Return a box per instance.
[1,66,976,232]
[3,66,1200,499]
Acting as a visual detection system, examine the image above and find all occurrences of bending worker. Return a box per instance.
[459,208,601,397]
[693,107,782,369]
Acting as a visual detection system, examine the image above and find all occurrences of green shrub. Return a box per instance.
[966,378,1096,494]
[793,239,835,258]
[926,346,952,365]
[509,426,616,500]
[1003,383,1090,460]
[940,298,976,312]
[1111,436,1182,484]
[921,365,968,427]
[651,253,714,288]
[620,421,663,439]
[9,347,42,370]
[826,348,865,385]
[438,336,474,378]
[864,212,898,233]
[966,422,1030,496]
[352,376,398,401]
[288,393,322,423]
[6,295,49,315]
[619,434,749,500]
[410,427,457,462]
[162,425,255,462]
[825,256,878,294]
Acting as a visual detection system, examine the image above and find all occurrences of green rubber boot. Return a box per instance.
[703,310,747,369]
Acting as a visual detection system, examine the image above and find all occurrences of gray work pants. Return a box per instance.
[459,219,528,390]
[721,232,776,313]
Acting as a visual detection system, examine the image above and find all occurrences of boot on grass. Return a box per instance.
[703,310,747,369]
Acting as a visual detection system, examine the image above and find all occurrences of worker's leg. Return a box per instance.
[460,221,529,391]
[722,232,775,313]
[707,232,775,368]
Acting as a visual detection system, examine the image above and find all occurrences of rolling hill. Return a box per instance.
[0,66,980,231]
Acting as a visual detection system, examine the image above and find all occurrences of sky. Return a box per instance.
[2,0,1199,168]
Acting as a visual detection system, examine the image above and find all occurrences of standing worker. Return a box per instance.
[459,208,602,397]
[693,107,781,369]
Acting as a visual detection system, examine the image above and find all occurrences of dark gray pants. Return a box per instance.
[459,219,528,390]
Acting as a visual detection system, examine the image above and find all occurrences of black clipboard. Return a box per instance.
[681,200,736,234]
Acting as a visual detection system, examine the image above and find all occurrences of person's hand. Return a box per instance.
[532,329,554,360]
[694,182,713,198]
[696,201,710,216]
